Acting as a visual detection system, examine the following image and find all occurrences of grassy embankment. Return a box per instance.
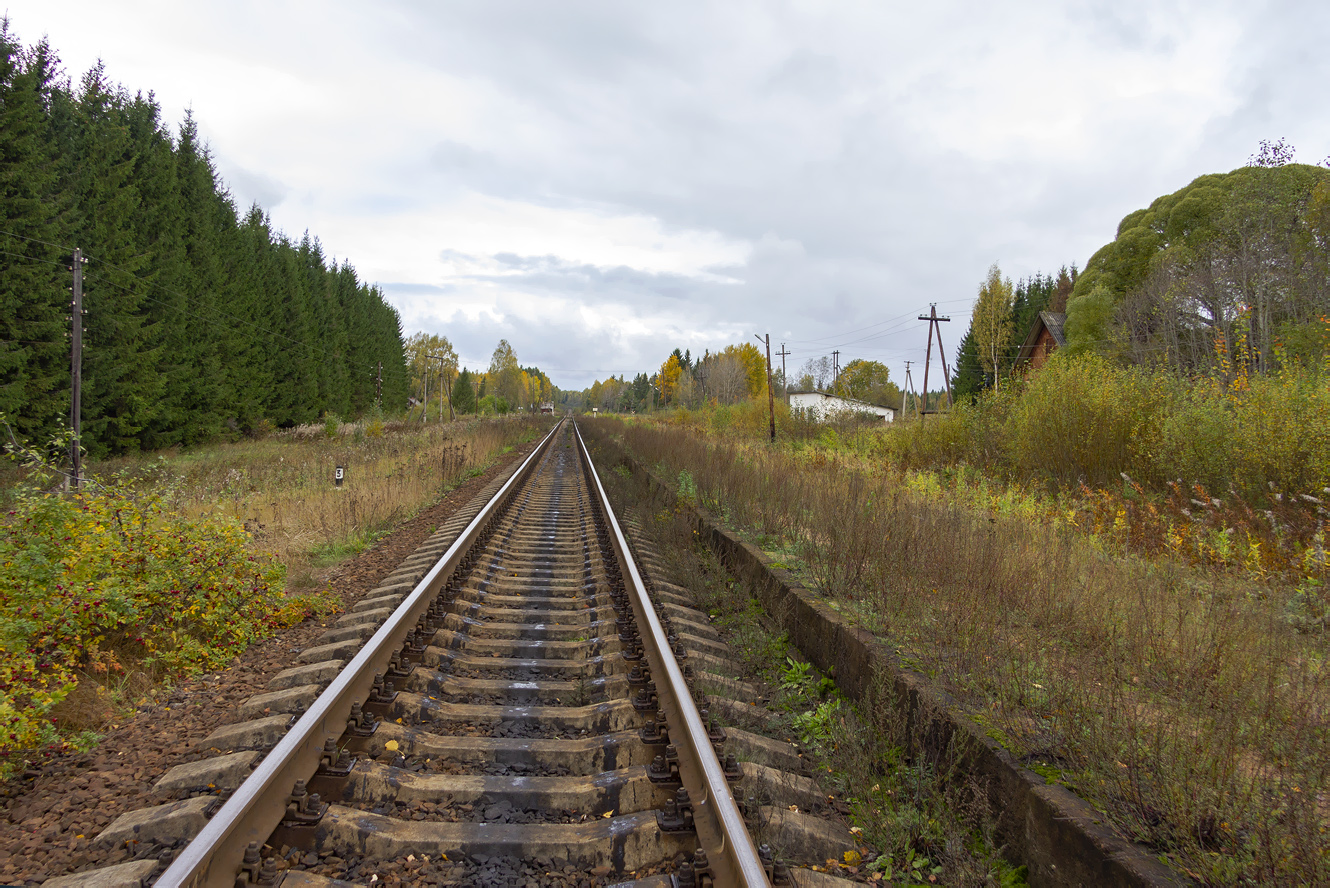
[594,453,1025,885]
[0,414,549,773]
[589,356,1329,886]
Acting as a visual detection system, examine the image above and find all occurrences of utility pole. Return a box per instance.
[831,350,840,394]
[918,304,953,415]
[443,363,450,421]
[756,334,775,442]
[428,353,454,421]
[902,360,918,421]
[776,343,791,402]
[69,248,85,490]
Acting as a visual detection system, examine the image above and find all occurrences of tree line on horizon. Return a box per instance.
[0,24,408,458]
[570,342,904,415]
[404,334,555,418]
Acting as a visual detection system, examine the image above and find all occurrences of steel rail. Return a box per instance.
[574,422,770,887]
[155,419,564,888]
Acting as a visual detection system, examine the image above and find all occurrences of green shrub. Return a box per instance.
[1229,367,1330,497]
[1149,378,1235,490]
[882,389,1014,474]
[0,477,291,766]
[1004,355,1162,487]
[365,405,386,439]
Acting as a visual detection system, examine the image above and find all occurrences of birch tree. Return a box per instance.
[971,264,1015,391]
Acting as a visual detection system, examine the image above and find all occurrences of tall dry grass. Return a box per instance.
[588,417,1330,885]
[90,415,550,592]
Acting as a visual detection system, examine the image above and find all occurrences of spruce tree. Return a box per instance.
[154,112,232,446]
[123,90,190,450]
[53,65,166,455]
[0,29,410,451]
[0,29,68,443]
[951,329,988,402]
[452,368,477,414]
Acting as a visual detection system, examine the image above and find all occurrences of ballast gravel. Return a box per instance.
[0,442,535,886]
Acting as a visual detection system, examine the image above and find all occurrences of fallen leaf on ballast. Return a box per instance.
[384,740,400,752]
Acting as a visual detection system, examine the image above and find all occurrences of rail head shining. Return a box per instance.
[574,422,770,888]
[155,420,564,888]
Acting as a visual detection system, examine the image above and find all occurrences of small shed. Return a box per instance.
[1014,311,1066,371]
[788,390,895,423]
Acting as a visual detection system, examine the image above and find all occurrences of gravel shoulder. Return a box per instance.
[0,442,536,886]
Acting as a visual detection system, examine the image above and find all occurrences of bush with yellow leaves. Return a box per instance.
[0,474,326,768]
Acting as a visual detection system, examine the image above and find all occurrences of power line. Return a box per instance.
[0,247,67,268]
[0,227,71,253]
[784,297,975,347]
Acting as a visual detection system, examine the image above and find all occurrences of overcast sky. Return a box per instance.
[7,1,1328,390]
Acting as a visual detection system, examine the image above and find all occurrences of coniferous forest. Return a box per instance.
[0,24,408,458]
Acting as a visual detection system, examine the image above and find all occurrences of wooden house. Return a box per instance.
[1014,311,1066,372]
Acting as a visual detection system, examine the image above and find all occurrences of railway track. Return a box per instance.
[120,419,774,887]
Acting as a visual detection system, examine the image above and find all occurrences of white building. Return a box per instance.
[788,390,895,423]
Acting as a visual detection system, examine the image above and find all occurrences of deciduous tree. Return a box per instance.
[658,354,682,404]
[488,339,521,406]
[971,263,1015,391]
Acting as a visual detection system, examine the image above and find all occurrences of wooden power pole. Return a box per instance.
[429,352,454,421]
[424,368,430,422]
[918,304,953,414]
[70,248,85,489]
[756,334,775,441]
[776,342,791,402]
[902,360,919,420]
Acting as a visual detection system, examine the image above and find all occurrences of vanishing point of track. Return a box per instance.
[154,419,771,887]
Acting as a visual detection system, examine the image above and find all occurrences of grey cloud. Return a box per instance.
[762,51,844,100]
[409,298,681,389]
[381,281,455,295]
[481,255,701,301]
[428,141,532,197]
[223,164,289,211]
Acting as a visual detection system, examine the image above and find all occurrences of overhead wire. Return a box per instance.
[0,227,71,253]
[0,247,68,269]
[783,297,975,347]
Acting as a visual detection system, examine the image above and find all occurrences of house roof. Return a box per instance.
[1015,311,1067,364]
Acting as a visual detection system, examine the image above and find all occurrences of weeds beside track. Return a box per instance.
[590,416,1330,886]
[0,415,549,775]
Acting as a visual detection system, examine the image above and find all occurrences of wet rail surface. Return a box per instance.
[148,421,773,887]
